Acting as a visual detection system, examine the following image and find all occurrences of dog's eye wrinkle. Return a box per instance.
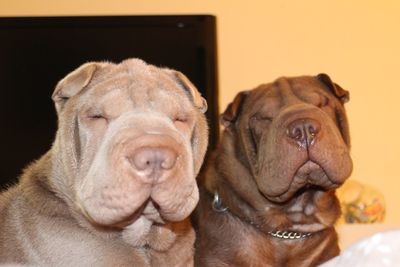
[174,117,187,123]
[173,117,188,129]
[173,115,193,133]
[173,112,193,126]
[88,115,109,123]
[254,114,273,122]
[249,115,273,135]
[85,113,109,124]
[317,96,329,108]
[248,115,272,160]
[249,127,259,154]
[84,107,109,121]
[90,114,105,119]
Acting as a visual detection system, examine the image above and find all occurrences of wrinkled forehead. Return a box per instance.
[76,66,193,115]
[244,77,334,112]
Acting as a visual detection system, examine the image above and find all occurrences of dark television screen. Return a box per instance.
[0,15,219,189]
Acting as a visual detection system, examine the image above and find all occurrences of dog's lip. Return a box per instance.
[265,190,300,204]
[263,161,341,203]
[267,181,340,204]
[85,200,149,228]
[77,194,162,228]
[263,177,308,203]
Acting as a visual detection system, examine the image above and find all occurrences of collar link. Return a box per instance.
[212,191,228,212]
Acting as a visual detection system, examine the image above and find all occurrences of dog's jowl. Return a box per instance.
[0,58,208,266]
[194,74,352,267]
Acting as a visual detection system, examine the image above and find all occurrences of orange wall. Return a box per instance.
[1,0,400,224]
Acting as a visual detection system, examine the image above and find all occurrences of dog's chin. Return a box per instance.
[261,181,333,233]
[284,185,326,231]
[284,182,342,233]
[264,183,324,204]
[258,161,342,233]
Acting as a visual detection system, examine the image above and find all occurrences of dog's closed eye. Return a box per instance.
[317,95,329,108]
[83,109,109,127]
[88,114,106,120]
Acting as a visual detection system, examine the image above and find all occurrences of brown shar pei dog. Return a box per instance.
[194,74,352,267]
[0,58,209,266]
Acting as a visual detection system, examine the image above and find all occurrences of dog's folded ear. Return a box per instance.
[171,70,208,113]
[52,62,99,112]
[317,73,350,104]
[220,90,249,128]
[318,73,351,146]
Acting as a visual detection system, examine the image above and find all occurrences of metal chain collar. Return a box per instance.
[267,230,312,240]
[212,192,313,240]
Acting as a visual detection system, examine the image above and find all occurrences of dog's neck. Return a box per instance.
[211,191,314,240]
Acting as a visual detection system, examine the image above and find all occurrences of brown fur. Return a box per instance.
[194,74,352,267]
[0,58,208,266]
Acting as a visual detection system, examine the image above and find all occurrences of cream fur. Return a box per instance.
[0,58,208,266]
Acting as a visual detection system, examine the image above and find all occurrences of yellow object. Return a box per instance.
[337,180,385,224]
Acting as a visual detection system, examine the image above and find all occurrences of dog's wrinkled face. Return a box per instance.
[51,59,208,228]
[222,74,352,231]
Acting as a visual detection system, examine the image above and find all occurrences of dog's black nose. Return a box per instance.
[287,119,321,148]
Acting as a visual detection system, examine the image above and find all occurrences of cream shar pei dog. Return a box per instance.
[0,58,208,266]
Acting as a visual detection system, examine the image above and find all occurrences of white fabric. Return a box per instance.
[321,230,400,267]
